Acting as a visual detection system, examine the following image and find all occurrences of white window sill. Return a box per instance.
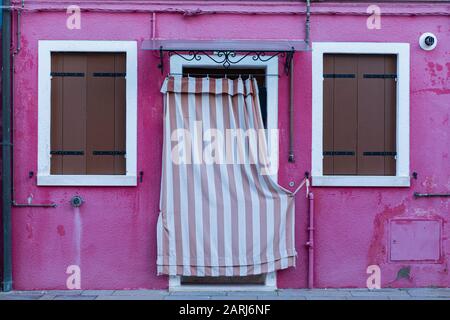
[37,175,137,186]
[312,175,410,187]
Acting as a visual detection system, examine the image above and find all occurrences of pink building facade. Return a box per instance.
[1,0,449,290]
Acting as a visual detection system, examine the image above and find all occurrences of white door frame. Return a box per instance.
[168,54,279,291]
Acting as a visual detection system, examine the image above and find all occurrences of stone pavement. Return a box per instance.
[0,288,449,300]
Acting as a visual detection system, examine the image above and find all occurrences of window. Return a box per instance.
[50,53,126,175]
[38,41,137,186]
[312,43,410,187]
[323,54,397,176]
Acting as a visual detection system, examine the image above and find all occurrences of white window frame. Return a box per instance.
[169,54,278,291]
[311,42,410,187]
[37,40,137,186]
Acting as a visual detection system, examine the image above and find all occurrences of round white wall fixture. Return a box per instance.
[419,33,437,51]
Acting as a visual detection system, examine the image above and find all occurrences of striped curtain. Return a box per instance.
[157,76,297,277]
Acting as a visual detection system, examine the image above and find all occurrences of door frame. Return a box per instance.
[168,53,279,291]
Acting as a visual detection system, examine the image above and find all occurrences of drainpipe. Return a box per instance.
[414,192,450,198]
[305,0,311,48]
[306,192,314,289]
[305,1,313,287]
[289,0,311,163]
[1,0,13,292]
[288,52,295,162]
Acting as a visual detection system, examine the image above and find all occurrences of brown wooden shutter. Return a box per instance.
[323,54,358,175]
[86,54,116,174]
[114,54,127,175]
[323,54,397,176]
[357,55,386,175]
[50,54,64,174]
[322,55,334,175]
[50,53,126,175]
[358,54,397,176]
[86,53,126,175]
[50,53,87,174]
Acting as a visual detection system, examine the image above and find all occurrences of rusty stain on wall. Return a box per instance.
[57,225,65,237]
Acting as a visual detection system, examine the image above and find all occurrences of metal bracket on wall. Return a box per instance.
[144,39,308,76]
[157,48,296,76]
[284,49,295,76]
[12,201,57,208]
[92,150,126,156]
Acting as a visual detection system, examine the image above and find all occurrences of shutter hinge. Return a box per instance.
[50,72,85,77]
[92,150,126,156]
[323,74,356,79]
[50,150,84,155]
[363,74,397,79]
[92,72,126,77]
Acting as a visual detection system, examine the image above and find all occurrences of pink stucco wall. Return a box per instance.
[10,2,450,289]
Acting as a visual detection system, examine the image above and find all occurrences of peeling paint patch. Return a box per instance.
[443,114,449,126]
[57,225,66,236]
[422,176,437,193]
[426,61,447,87]
[26,223,33,239]
[412,88,450,95]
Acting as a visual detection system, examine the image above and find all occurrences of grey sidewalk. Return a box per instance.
[0,288,449,300]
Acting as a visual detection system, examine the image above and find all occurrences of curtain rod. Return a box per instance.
[168,73,280,78]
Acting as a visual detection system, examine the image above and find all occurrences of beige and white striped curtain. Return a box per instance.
[157,76,297,277]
